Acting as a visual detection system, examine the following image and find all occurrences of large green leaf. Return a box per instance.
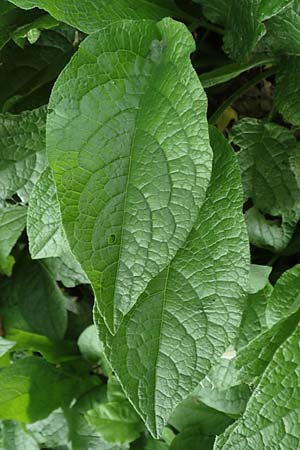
[47,18,213,333]
[0,357,77,423]
[230,119,300,252]
[8,0,179,33]
[96,127,249,436]
[0,107,47,202]
[26,409,70,449]
[215,323,300,450]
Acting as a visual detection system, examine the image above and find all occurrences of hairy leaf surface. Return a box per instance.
[96,127,249,436]
[215,324,300,450]
[47,18,212,333]
[0,205,27,266]
[230,119,300,251]
[0,107,47,202]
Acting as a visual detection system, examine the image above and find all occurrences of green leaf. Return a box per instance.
[96,127,249,436]
[170,428,214,450]
[43,253,89,287]
[266,265,300,328]
[195,378,251,417]
[0,107,47,202]
[8,0,179,33]
[67,386,128,450]
[248,264,271,294]
[215,324,300,450]
[262,1,300,54]
[78,325,103,363]
[230,119,300,252]
[2,259,68,340]
[6,328,80,363]
[27,167,67,259]
[26,409,70,449]
[237,284,272,348]
[235,265,300,383]
[169,399,233,435]
[11,14,59,48]
[0,337,15,358]
[193,0,229,25]
[86,401,144,445]
[274,56,300,126]
[2,420,39,450]
[27,166,88,285]
[0,205,27,266]
[199,56,279,89]
[0,356,77,423]
[47,18,213,333]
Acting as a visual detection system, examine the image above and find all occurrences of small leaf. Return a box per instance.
[0,205,27,266]
[86,401,144,445]
[0,107,47,202]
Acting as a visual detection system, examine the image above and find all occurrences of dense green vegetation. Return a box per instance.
[1,1,300,448]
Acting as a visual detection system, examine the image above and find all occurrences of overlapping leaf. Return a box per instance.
[0,107,47,202]
[96,127,249,436]
[8,0,179,33]
[47,18,213,333]
[230,119,300,252]
[215,323,300,450]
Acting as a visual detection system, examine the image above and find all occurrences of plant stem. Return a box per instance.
[209,67,278,124]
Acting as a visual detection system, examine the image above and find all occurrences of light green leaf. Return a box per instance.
[169,398,233,435]
[86,401,144,445]
[2,420,39,450]
[0,107,47,202]
[67,385,127,450]
[195,378,251,417]
[27,166,88,285]
[26,409,70,449]
[236,266,300,383]
[78,325,103,362]
[274,56,300,126]
[6,328,80,363]
[237,284,272,348]
[215,324,300,450]
[8,0,179,33]
[248,264,271,294]
[170,428,214,450]
[200,55,278,89]
[0,205,27,266]
[47,18,212,333]
[0,337,15,358]
[27,167,67,259]
[97,127,249,436]
[43,253,89,287]
[0,357,77,423]
[266,265,300,328]
[230,119,300,252]
[11,14,59,48]
[3,259,68,340]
